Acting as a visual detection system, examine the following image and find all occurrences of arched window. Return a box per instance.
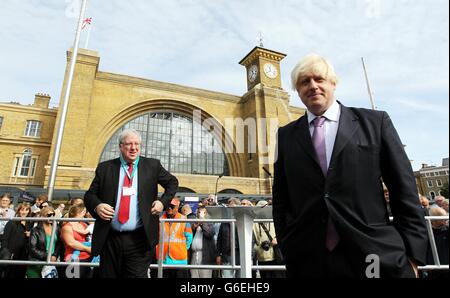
[218,189,243,194]
[177,187,196,193]
[100,112,229,176]
[12,148,37,178]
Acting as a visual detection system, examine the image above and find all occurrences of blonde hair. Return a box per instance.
[291,54,339,91]
[40,206,55,217]
[68,204,86,218]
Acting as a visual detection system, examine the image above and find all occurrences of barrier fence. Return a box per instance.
[0,215,448,277]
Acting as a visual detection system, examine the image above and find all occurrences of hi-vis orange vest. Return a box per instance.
[155,212,192,262]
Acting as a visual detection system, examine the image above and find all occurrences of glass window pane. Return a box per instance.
[20,155,31,176]
[100,111,229,176]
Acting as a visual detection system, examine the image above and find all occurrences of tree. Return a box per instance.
[440,181,449,199]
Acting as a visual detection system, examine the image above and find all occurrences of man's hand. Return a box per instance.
[151,200,164,215]
[95,203,115,220]
[408,258,419,278]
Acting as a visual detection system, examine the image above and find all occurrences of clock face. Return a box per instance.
[248,65,258,82]
[263,63,278,79]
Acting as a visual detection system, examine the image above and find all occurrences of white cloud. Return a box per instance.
[0,0,448,170]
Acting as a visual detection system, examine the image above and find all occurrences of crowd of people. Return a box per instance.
[0,190,448,278]
[0,193,96,278]
[148,195,286,278]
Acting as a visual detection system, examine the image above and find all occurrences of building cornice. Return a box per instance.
[95,71,242,104]
[0,103,58,116]
[0,138,52,147]
[239,46,287,67]
[417,166,449,173]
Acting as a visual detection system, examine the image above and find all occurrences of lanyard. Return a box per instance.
[120,155,139,182]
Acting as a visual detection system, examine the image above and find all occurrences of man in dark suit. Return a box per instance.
[272,54,428,278]
[85,128,178,278]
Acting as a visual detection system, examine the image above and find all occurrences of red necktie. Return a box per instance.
[118,163,133,224]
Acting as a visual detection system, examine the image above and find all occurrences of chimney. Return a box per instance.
[33,93,51,108]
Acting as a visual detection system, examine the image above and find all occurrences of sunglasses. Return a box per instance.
[47,213,55,217]
[168,204,177,209]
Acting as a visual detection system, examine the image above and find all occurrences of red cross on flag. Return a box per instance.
[82,17,92,30]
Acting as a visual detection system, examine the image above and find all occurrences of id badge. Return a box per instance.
[123,187,136,196]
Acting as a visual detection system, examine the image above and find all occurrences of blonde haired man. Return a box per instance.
[273,54,428,278]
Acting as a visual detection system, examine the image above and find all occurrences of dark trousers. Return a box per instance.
[99,227,153,278]
[259,260,286,278]
[286,243,417,278]
[286,243,358,278]
[162,268,190,278]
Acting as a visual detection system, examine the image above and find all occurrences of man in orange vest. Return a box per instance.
[156,198,192,278]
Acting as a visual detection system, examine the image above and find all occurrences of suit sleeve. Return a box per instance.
[84,165,104,219]
[379,112,428,265]
[272,128,290,251]
[157,160,179,208]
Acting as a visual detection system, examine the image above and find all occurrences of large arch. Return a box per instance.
[93,98,243,177]
[177,187,197,193]
[218,188,243,194]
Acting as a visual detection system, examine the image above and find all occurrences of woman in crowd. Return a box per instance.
[0,203,33,278]
[26,206,63,278]
[189,205,216,278]
[60,204,93,278]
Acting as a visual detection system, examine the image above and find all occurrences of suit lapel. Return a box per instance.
[111,158,121,208]
[330,104,359,165]
[137,157,144,204]
[294,115,321,167]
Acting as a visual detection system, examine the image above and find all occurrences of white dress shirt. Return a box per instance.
[307,100,341,170]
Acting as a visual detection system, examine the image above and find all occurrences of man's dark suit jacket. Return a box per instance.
[273,103,428,277]
[84,157,178,256]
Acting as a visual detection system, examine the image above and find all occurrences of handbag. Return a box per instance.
[259,223,284,264]
[41,265,58,278]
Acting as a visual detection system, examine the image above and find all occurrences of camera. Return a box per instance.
[261,240,271,251]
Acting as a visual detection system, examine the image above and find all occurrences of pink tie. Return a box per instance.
[312,116,339,251]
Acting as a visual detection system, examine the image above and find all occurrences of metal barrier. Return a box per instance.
[156,217,286,278]
[0,217,97,268]
[0,215,449,277]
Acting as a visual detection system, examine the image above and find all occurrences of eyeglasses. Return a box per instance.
[121,142,141,148]
[47,213,55,217]
[168,204,177,209]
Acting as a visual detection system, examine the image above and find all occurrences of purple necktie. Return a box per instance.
[312,117,327,176]
[312,116,339,251]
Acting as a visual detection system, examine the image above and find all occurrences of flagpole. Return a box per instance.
[47,0,88,201]
[361,57,376,110]
[84,21,92,49]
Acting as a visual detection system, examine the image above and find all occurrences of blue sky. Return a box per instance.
[0,0,448,171]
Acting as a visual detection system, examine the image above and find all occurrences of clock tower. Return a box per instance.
[238,46,292,184]
[239,46,286,91]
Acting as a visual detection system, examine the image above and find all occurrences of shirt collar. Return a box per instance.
[119,155,139,166]
[307,100,340,124]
